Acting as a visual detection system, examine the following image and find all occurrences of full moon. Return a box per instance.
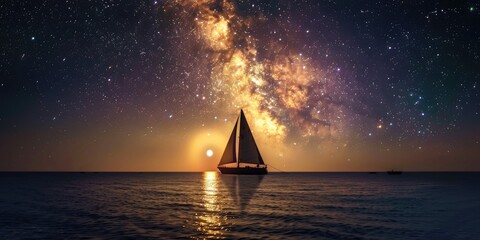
[206,149,214,157]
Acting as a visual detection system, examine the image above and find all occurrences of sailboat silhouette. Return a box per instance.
[217,110,268,175]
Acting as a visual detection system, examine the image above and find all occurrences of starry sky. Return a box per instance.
[1,0,479,171]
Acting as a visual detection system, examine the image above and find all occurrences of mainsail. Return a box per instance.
[238,110,264,165]
[218,118,238,165]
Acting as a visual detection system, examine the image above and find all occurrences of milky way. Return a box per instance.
[164,0,355,142]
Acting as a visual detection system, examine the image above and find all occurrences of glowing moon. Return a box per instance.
[206,149,214,157]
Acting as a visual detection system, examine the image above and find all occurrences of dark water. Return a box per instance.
[1,172,479,239]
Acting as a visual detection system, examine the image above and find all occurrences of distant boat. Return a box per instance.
[387,170,402,175]
[218,110,268,175]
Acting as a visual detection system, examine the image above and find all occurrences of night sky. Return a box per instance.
[1,0,479,171]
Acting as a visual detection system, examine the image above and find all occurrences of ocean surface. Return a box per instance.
[1,172,479,239]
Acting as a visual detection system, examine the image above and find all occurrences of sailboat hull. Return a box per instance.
[218,167,268,175]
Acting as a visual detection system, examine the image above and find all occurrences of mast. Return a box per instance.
[237,114,240,168]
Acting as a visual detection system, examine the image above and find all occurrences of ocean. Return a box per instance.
[1,172,479,239]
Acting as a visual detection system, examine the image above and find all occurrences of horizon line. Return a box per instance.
[1,170,480,173]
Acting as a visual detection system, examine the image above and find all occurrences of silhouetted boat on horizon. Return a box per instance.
[218,110,267,175]
[387,170,403,175]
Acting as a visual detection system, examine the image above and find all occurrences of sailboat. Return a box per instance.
[217,110,268,175]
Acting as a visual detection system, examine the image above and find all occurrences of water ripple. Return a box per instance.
[1,172,479,239]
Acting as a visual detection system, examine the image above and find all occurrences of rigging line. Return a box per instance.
[268,164,286,173]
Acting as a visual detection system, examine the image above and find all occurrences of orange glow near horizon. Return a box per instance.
[188,129,228,171]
